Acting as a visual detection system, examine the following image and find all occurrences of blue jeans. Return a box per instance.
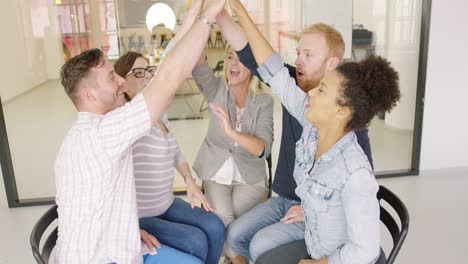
[139,198,225,264]
[226,196,305,262]
[143,244,203,264]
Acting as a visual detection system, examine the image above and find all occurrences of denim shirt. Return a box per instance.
[236,43,374,201]
[258,52,380,264]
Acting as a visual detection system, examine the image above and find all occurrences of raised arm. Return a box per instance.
[228,0,274,66]
[225,0,306,124]
[170,0,204,44]
[215,10,262,79]
[216,8,298,85]
[142,0,226,126]
[192,54,224,101]
[154,0,204,65]
[215,9,247,51]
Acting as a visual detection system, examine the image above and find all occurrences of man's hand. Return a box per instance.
[280,205,305,224]
[140,229,161,255]
[298,257,328,264]
[186,176,214,212]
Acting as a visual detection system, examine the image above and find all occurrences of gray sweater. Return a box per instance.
[192,62,274,185]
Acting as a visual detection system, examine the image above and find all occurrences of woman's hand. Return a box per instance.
[186,176,213,212]
[210,103,236,138]
[140,229,161,255]
[201,0,227,20]
[228,0,246,14]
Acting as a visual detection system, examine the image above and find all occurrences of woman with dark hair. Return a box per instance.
[113,52,156,101]
[227,1,400,263]
[113,49,225,264]
[111,2,226,263]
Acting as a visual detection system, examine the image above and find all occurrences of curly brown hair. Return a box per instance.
[336,56,400,130]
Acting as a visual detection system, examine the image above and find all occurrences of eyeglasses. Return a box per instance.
[126,66,157,78]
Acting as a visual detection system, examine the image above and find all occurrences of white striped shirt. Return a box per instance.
[54,94,151,264]
[134,114,186,218]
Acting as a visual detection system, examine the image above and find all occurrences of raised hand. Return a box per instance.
[201,0,227,20]
[209,103,236,138]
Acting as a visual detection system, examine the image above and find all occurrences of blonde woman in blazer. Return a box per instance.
[192,46,274,263]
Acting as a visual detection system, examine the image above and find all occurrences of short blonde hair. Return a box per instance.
[300,23,345,61]
[223,45,263,97]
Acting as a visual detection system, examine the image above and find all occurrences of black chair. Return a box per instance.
[30,204,58,264]
[267,155,273,198]
[213,60,224,74]
[255,185,409,264]
[214,31,226,48]
[377,185,409,264]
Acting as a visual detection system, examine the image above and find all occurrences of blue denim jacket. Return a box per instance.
[235,43,374,202]
[258,52,380,264]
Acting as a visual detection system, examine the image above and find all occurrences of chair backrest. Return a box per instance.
[267,155,273,198]
[213,60,224,74]
[30,204,58,264]
[377,185,409,264]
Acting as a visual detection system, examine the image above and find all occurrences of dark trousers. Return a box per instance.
[255,240,387,264]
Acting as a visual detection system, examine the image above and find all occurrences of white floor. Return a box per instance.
[1,167,468,263]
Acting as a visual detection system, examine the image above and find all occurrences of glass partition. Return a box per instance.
[0,0,428,206]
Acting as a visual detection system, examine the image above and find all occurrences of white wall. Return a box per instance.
[420,0,468,170]
[0,0,62,103]
[302,0,353,59]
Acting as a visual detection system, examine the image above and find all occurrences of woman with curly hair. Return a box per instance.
[227,1,400,263]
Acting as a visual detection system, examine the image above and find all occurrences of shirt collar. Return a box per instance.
[305,124,356,163]
[76,111,101,124]
[319,130,356,163]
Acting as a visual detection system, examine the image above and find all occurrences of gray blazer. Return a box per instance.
[191,62,274,185]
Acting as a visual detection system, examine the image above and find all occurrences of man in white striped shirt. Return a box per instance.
[54,1,227,263]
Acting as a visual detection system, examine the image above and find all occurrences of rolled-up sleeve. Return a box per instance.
[257,52,307,126]
[257,52,285,84]
[236,43,261,79]
[328,169,380,264]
